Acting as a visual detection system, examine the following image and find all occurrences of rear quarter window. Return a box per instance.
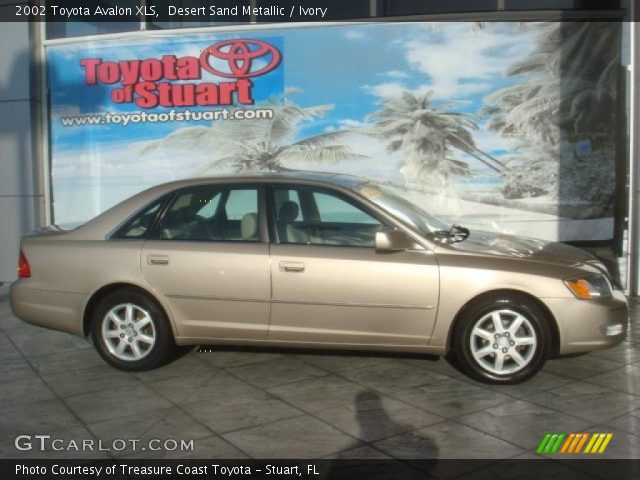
[112,200,162,239]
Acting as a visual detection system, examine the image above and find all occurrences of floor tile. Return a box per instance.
[393,378,512,418]
[457,400,591,449]
[267,375,367,413]
[8,328,91,358]
[0,399,79,434]
[64,384,173,424]
[182,390,303,434]
[0,333,22,361]
[399,357,465,378]
[314,390,443,442]
[542,355,624,380]
[42,366,143,398]
[482,371,572,399]
[325,445,392,459]
[295,353,392,373]
[196,348,284,368]
[223,415,358,458]
[587,364,640,396]
[0,376,56,406]
[27,348,106,376]
[148,370,258,405]
[373,420,524,459]
[525,381,640,423]
[87,408,212,457]
[0,357,37,384]
[604,409,640,436]
[134,354,213,383]
[227,357,327,389]
[590,342,640,365]
[340,360,451,394]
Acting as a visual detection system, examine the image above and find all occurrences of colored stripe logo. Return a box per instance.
[537,433,613,454]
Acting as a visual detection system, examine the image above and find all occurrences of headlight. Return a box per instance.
[564,274,611,300]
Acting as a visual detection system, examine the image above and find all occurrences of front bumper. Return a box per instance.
[542,289,629,355]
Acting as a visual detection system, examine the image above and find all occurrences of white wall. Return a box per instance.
[0,11,44,282]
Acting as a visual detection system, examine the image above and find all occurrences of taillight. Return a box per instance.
[18,249,30,278]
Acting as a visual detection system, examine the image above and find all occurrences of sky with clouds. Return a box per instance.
[48,22,538,224]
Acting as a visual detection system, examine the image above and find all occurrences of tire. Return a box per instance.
[90,288,175,371]
[451,294,551,384]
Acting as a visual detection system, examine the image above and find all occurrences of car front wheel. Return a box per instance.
[451,294,551,384]
[91,289,174,371]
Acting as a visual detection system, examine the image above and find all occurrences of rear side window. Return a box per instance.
[225,189,258,220]
[157,185,260,242]
[112,200,162,239]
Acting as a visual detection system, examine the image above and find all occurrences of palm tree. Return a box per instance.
[483,22,621,200]
[366,90,505,188]
[140,100,365,175]
[484,22,620,148]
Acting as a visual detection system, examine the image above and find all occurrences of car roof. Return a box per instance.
[66,171,371,239]
[151,171,368,191]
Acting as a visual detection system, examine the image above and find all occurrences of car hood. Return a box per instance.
[438,230,594,266]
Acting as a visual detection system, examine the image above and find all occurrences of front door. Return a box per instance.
[141,184,270,340]
[268,184,439,347]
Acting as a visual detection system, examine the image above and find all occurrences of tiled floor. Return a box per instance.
[1,285,639,460]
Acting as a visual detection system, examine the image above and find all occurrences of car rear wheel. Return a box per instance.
[451,294,551,384]
[91,289,174,371]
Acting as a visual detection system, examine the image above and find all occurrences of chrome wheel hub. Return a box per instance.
[470,309,537,375]
[101,303,156,361]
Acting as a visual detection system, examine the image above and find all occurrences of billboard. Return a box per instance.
[47,22,623,243]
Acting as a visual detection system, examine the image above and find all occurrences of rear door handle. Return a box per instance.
[279,261,305,273]
[147,255,169,265]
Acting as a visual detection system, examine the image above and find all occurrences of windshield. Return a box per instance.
[353,182,452,239]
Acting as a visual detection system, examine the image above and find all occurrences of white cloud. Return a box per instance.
[380,70,409,79]
[362,82,405,99]
[362,82,432,100]
[403,23,535,100]
[362,24,535,101]
[345,30,366,41]
[338,119,369,129]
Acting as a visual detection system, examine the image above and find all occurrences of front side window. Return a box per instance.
[274,186,384,247]
[353,182,451,239]
[158,185,260,242]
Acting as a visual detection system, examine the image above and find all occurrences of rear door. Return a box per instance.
[141,183,271,340]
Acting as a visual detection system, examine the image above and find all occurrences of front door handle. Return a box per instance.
[279,261,305,273]
[147,255,169,265]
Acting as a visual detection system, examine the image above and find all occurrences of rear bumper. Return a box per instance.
[9,280,87,336]
[542,289,628,355]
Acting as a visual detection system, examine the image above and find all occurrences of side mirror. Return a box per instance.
[375,228,422,252]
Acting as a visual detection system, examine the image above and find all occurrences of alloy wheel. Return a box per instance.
[101,303,156,361]
[469,308,537,375]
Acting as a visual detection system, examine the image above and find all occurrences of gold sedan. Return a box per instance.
[10,172,628,383]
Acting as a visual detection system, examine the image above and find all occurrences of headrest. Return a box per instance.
[240,213,258,240]
[278,201,300,223]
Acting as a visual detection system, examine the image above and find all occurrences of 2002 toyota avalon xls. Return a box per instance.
[10,172,628,383]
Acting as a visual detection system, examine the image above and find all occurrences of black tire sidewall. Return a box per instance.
[90,289,173,371]
[454,295,550,384]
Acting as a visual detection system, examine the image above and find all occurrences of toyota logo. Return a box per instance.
[200,39,281,79]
